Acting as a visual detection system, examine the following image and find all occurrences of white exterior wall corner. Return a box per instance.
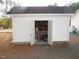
[71,13,79,34]
[11,14,73,43]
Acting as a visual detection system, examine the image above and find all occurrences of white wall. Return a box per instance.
[71,14,79,34]
[12,17,35,42]
[52,16,70,41]
[48,20,52,45]
[12,14,71,43]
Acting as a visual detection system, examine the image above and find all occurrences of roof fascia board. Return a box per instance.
[8,13,74,17]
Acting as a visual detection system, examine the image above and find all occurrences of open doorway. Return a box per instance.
[35,21,48,44]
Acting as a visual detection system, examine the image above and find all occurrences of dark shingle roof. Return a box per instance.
[7,6,76,14]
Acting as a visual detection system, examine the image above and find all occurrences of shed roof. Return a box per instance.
[7,6,76,14]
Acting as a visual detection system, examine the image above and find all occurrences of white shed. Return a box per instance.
[7,6,75,45]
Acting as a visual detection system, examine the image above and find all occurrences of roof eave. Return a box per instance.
[7,13,74,16]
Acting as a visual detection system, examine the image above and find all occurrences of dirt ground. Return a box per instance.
[0,33,33,59]
[69,34,79,46]
[0,33,79,59]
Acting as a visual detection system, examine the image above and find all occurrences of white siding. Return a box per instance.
[48,20,52,45]
[52,16,70,41]
[12,14,71,43]
[12,17,35,42]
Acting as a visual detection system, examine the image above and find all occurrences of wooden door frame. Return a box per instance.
[31,20,52,45]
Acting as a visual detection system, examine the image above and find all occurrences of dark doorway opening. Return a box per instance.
[35,21,48,43]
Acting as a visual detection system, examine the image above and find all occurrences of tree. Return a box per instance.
[0,0,3,3]
[4,0,20,13]
[48,3,58,7]
[69,2,79,11]
[5,17,12,28]
[53,3,58,6]
[0,17,12,29]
